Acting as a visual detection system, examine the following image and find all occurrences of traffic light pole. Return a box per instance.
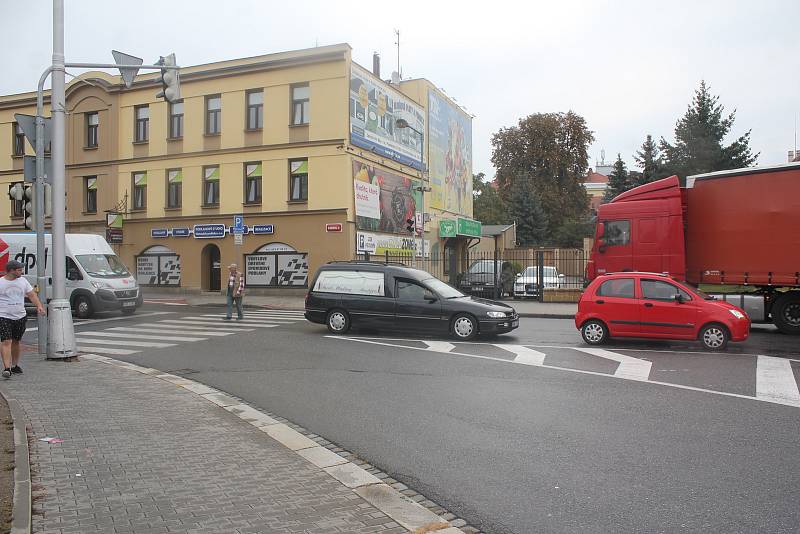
[34,67,54,355]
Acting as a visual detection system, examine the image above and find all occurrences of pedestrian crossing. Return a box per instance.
[74,309,306,358]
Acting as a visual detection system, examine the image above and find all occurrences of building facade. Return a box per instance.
[0,44,477,294]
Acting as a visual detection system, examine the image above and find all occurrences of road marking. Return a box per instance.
[198,314,297,322]
[75,337,175,348]
[135,322,251,333]
[573,347,653,381]
[176,316,282,326]
[26,311,175,332]
[502,345,546,366]
[77,346,139,355]
[756,355,800,406]
[157,319,277,329]
[107,326,237,337]
[78,331,206,342]
[424,341,456,353]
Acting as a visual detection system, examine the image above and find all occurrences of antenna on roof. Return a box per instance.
[394,29,401,81]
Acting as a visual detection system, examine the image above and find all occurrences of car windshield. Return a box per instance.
[522,266,558,277]
[424,278,465,299]
[76,254,130,278]
[468,261,498,274]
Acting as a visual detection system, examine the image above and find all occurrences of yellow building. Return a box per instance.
[0,44,478,294]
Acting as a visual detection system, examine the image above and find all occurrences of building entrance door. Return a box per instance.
[201,244,222,291]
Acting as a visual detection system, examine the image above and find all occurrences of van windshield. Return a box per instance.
[76,254,130,278]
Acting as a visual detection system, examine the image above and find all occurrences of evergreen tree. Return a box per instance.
[509,176,548,246]
[603,154,631,202]
[633,134,663,186]
[660,80,758,178]
[472,173,508,224]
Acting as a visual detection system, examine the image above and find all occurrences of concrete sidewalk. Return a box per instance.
[0,354,468,534]
[142,290,578,318]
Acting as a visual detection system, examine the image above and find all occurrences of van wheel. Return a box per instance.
[73,295,93,319]
[326,310,350,335]
[699,323,729,351]
[581,320,608,345]
[452,314,477,341]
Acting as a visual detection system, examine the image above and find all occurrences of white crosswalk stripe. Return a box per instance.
[160,317,279,328]
[198,314,297,323]
[77,346,139,355]
[78,331,207,342]
[75,337,176,348]
[107,326,240,337]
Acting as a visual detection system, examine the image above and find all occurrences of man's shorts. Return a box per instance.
[0,317,27,341]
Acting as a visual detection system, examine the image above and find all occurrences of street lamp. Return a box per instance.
[395,118,428,262]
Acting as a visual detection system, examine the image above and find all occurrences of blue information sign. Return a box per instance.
[151,228,168,238]
[228,225,249,235]
[233,215,245,233]
[193,224,226,239]
[252,224,274,235]
[173,227,190,237]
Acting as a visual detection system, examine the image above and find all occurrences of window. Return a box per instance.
[291,84,309,125]
[313,270,384,296]
[244,162,262,204]
[289,159,308,202]
[396,279,434,301]
[166,169,182,208]
[85,176,98,213]
[13,123,25,156]
[202,166,220,206]
[597,278,635,299]
[9,182,23,217]
[66,257,83,281]
[603,220,630,246]
[641,279,692,301]
[86,112,99,148]
[246,90,263,130]
[205,95,221,135]
[134,105,149,142]
[132,171,147,210]
[169,101,184,138]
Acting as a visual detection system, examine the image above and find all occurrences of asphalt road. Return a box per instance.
[26,306,800,533]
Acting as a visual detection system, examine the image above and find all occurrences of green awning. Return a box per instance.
[205,167,220,182]
[247,163,262,178]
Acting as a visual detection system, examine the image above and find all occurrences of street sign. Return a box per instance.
[326,223,342,232]
[234,233,243,245]
[233,214,244,234]
[23,156,52,183]
[173,227,190,237]
[193,224,225,238]
[112,50,143,89]
[106,228,123,244]
[252,224,274,235]
[14,114,52,152]
[151,228,168,238]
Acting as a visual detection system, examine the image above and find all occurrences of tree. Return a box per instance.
[491,111,593,244]
[660,80,758,178]
[472,173,507,225]
[603,154,631,202]
[509,176,548,246]
[633,134,663,186]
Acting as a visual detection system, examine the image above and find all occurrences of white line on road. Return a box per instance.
[198,314,298,322]
[77,331,207,342]
[423,341,456,353]
[108,326,237,337]
[77,346,140,355]
[138,322,252,333]
[75,337,175,348]
[501,345,546,366]
[756,355,800,406]
[573,347,653,381]
[157,319,277,329]
[26,311,175,332]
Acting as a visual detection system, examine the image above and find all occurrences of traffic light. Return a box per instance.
[406,217,415,233]
[155,53,181,103]
[22,184,35,230]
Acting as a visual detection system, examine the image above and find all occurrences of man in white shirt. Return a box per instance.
[0,260,46,378]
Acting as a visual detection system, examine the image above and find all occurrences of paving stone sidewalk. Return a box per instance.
[0,354,409,534]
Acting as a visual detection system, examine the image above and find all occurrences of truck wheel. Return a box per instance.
[699,323,729,351]
[772,292,800,335]
[73,295,93,319]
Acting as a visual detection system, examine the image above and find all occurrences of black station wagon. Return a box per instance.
[304,261,519,340]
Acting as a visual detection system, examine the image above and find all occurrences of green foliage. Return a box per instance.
[660,80,758,178]
[472,172,508,225]
[552,218,593,248]
[603,154,631,202]
[633,134,664,186]
[491,111,593,242]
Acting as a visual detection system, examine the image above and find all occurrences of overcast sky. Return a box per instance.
[2,0,797,178]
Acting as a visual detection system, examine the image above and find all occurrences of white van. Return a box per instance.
[1,233,142,318]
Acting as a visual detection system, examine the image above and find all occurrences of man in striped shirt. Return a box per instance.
[225,263,245,320]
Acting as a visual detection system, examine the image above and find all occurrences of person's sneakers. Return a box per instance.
[1,369,10,379]
[10,366,22,374]
[236,317,243,321]
[223,317,232,321]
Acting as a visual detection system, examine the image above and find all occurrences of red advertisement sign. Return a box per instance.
[326,223,343,233]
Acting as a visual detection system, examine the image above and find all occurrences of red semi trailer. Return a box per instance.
[586,162,800,334]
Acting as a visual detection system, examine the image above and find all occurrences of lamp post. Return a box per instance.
[395,118,429,262]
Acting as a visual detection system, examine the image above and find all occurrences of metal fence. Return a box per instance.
[355,248,588,302]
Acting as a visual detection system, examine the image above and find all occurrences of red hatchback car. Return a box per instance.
[576,272,750,350]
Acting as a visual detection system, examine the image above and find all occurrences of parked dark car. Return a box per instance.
[305,261,519,340]
[458,259,516,298]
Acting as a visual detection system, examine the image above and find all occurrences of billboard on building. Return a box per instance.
[353,160,421,234]
[349,64,425,170]
[428,89,473,216]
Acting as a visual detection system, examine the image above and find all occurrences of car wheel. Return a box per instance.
[581,320,608,345]
[73,295,93,319]
[451,313,478,341]
[699,323,729,351]
[326,309,350,335]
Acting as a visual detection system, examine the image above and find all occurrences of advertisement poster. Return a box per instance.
[428,89,473,215]
[245,254,276,286]
[349,64,425,170]
[136,256,158,285]
[245,253,309,287]
[353,160,421,234]
[356,231,430,258]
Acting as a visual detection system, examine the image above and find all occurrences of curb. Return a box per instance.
[80,354,474,534]
[517,313,575,319]
[0,390,32,534]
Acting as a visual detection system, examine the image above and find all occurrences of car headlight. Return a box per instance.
[90,281,111,289]
[729,309,746,319]
[487,311,507,318]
